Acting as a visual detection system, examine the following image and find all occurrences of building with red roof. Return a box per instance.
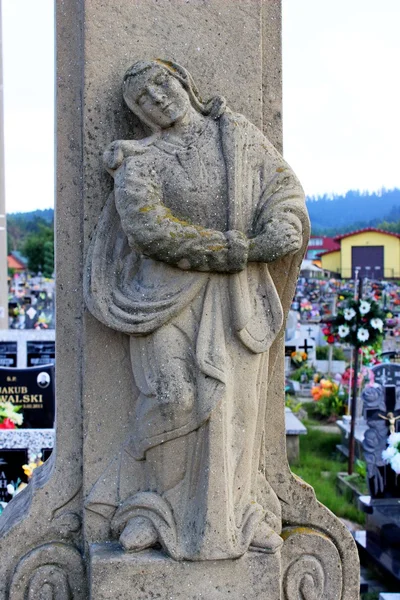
[320,228,400,279]
[7,251,28,273]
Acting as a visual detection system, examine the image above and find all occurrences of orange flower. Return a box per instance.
[320,379,333,389]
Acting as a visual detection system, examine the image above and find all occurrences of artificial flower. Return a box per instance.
[338,324,350,338]
[388,432,400,447]
[327,335,335,344]
[6,484,15,496]
[344,308,356,321]
[390,453,400,475]
[359,300,371,315]
[320,379,333,389]
[382,446,397,461]
[0,418,16,430]
[357,328,370,343]
[370,318,383,332]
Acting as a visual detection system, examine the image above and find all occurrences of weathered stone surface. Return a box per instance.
[90,543,281,600]
[84,58,306,561]
[0,1,360,598]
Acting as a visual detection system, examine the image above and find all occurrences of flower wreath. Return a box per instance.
[323,298,386,348]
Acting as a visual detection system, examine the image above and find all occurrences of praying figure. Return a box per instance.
[84,59,309,561]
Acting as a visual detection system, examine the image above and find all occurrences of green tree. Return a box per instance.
[23,224,54,274]
[43,239,54,278]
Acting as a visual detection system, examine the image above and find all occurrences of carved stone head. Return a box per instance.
[122,59,225,130]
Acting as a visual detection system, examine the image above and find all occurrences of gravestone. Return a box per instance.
[0,450,28,504]
[356,383,400,583]
[373,363,400,388]
[0,2,359,599]
[380,351,400,363]
[362,384,400,498]
[26,341,55,367]
[0,342,17,368]
[0,366,55,429]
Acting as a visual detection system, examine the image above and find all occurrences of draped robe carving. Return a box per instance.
[84,60,309,561]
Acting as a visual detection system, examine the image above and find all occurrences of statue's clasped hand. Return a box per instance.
[248,218,303,263]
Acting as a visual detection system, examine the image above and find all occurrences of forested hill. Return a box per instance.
[7,209,54,252]
[6,188,400,249]
[307,188,400,233]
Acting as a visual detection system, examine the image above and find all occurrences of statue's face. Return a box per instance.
[126,67,191,129]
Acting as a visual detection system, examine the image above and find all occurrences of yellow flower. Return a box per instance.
[22,460,43,479]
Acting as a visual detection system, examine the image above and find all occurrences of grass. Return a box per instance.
[290,427,366,524]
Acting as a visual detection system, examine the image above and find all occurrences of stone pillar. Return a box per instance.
[0,2,360,599]
[0,4,8,330]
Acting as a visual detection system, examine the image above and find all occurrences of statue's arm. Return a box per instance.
[113,158,248,273]
[248,164,307,264]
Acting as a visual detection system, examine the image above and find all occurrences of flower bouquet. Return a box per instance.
[382,433,400,475]
[0,402,23,429]
[325,298,386,348]
[311,378,346,419]
[291,350,308,367]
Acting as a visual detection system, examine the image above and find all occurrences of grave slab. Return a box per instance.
[0,429,54,461]
[285,407,307,462]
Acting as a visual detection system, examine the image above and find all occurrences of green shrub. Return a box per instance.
[289,365,315,382]
[315,346,346,361]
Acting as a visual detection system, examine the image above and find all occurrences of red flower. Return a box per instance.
[322,328,330,336]
[0,418,16,429]
[327,335,335,344]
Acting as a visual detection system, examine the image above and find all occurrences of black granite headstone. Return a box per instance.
[380,351,400,364]
[42,448,53,462]
[0,366,55,429]
[0,450,29,503]
[285,345,296,357]
[26,341,55,367]
[372,363,400,387]
[0,342,17,368]
[362,383,400,498]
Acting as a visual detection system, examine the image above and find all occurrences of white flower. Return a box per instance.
[359,300,371,315]
[370,318,383,332]
[344,308,356,321]
[6,484,15,496]
[388,432,400,447]
[357,328,370,342]
[338,324,350,338]
[390,452,400,475]
[0,402,22,426]
[382,446,397,461]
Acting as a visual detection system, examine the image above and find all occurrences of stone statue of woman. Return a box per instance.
[84,59,310,562]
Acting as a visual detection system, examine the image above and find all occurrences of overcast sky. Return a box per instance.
[1,0,400,213]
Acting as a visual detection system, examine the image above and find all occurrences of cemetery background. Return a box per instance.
[0,1,400,599]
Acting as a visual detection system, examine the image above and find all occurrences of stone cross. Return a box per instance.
[0,2,359,599]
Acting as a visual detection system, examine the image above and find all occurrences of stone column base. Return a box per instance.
[90,543,281,600]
